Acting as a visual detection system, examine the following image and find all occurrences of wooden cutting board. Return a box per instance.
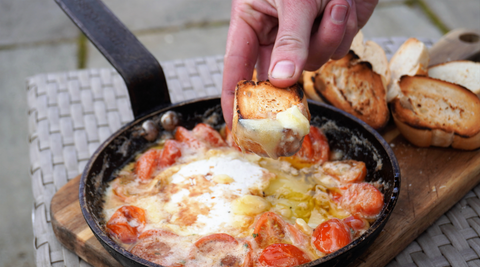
[51,29,480,266]
[50,126,480,267]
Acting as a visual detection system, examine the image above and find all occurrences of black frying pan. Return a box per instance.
[54,0,400,266]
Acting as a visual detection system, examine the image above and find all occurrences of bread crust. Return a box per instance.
[391,76,480,150]
[428,60,480,96]
[302,71,324,103]
[387,38,429,102]
[313,51,390,130]
[232,80,311,158]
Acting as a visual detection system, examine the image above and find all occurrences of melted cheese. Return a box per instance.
[238,105,310,159]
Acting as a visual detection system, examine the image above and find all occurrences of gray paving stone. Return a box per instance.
[102,0,231,32]
[423,0,480,30]
[87,25,229,69]
[0,0,79,46]
[0,43,77,267]
[362,4,443,39]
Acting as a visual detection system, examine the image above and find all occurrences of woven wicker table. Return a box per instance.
[29,37,480,267]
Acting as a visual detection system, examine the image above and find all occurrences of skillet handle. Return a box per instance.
[54,0,171,119]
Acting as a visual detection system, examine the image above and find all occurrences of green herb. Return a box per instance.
[252,233,258,238]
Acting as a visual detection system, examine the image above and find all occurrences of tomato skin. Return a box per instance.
[135,149,161,181]
[159,140,182,168]
[309,126,330,164]
[193,123,227,147]
[131,229,184,267]
[190,233,250,267]
[194,233,239,250]
[253,212,288,248]
[323,160,367,184]
[343,215,369,237]
[258,243,311,267]
[174,126,204,149]
[106,206,146,244]
[312,218,352,254]
[340,183,384,219]
[283,126,329,168]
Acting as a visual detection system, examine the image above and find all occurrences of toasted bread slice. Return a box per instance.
[313,51,389,130]
[232,80,311,159]
[302,70,324,103]
[391,76,480,150]
[428,60,480,96]
[350,30,365,57]
[363,40,391,86]
[349,31,391,87]
[387,38,429,102]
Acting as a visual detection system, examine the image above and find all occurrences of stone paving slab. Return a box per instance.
[102,0,231,32]
[87,25,229,69]
[423,0,480,30]
[0,43,77,267]
[362,3,443,39]
[0,0,79,46]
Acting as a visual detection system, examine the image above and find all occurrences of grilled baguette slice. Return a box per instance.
[302,71,324,103]
[387,38,429,102]
[391,76,480,150]
[232,80,311,159]
[428,60,480,96]
[313,51,389,130]
[350,31,391,86]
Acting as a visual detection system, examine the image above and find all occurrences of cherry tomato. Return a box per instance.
[343,215,369,236]
[309,126,330,164]
[174,126,204,149]
[106,206,146,244]
[193,123,227,147]
[312,218,352,254]
[131,229,184,267]
[191,233,248,267]
[253,212,288,248]
[340,183,384,219]
[135,148,161,181]
[159,140,182,168]
[282,126,329,168]
[258,243,311,267]
[323,160,367,183]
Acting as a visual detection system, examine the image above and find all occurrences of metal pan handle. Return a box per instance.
[54,0,171,119]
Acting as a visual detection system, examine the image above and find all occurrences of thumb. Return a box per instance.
[268,0,323,88]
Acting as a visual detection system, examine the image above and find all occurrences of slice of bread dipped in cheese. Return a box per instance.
[387,38,429,102]
[391,76,480,150]
[232,80,311,159]
[428,60,480,96]
[313,51,390,130]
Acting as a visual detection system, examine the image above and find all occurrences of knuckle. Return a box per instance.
[274,35,306,52]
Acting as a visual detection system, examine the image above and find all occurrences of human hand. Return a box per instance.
[221,0,378,129]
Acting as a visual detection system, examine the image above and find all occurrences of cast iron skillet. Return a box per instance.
[54,0,401,266]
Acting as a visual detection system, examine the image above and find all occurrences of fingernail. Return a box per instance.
[271,60,295,79]
[331,5,348,24]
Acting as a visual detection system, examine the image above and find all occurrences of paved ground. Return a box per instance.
[0,0,478,266]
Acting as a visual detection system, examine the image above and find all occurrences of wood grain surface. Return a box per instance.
[50,125,480,267]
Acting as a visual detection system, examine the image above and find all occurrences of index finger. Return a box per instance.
[221,10,259,129]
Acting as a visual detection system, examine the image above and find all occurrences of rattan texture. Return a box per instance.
[27,37,478,267]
